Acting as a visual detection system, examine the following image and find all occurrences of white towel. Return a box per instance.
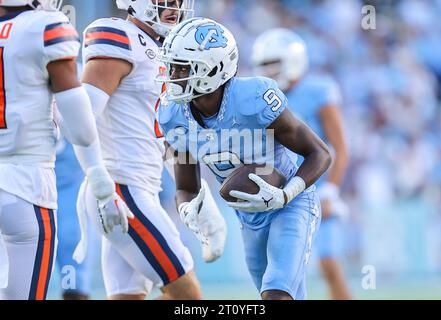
[73,179,89,264]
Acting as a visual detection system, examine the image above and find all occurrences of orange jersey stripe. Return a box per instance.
[44,27,78,41]
[115,185,179,282]
[0,47,5,129]
[86,32,130,45]
[35,208,52,300]
[154,83,166,138]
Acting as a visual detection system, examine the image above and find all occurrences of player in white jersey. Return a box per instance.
[76,0,226,300]
[0,0,133,300]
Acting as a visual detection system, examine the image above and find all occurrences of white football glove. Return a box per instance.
[227,174,306,213]
[227,174,286,212]
[87,165,134,234]
[198,179,227,263]
[178,185,209,245]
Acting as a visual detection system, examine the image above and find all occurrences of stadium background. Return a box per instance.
[48,0,441,299]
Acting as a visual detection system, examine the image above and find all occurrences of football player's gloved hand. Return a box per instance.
[228,174,306,213]
[178,185,209,245]
[227,174,285,212]
[198,179,227,263]
[87,165,134,234]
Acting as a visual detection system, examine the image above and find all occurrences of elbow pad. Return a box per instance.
[54,86,98,147]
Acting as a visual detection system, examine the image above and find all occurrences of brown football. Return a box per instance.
[219,164,287,203]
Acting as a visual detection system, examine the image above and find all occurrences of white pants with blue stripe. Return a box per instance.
[83,182,193,297]
[0,190,57,300]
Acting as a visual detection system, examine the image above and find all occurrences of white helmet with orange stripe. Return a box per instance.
[116,0,195,37]
[0,0,62,10]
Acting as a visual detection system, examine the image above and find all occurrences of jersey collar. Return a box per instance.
[185,80,233,130]
[0,10,28,22]
[130,20,163,47]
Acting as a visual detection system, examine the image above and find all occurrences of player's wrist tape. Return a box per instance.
[318,182,339,201]
[83,83,110,116]
[54,86,98,147]
[283,176,306,204]
[86,165,115,201]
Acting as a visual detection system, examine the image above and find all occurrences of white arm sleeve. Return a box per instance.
[71,83,109,173]
[55,86,113,200]
[54,86,98,147]
[83,83,110,116]
[71,84,114,201]
[73,138,102,173]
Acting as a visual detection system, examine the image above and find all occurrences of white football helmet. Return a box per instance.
[116,0,195,37]
[251,28,309,92]
[156,17,239,104]
[0,0,62,10]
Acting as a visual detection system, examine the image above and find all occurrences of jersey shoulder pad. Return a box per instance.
[158,102,187,133]
[233,77,287,127]
[39,11,80,65]
[158,102,189,152]
[83,18,134,64]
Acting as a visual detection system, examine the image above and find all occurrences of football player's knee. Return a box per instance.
[261,290,293,300]
[164,273,202,300]
[108,294,146,300]
[169,286,202,300]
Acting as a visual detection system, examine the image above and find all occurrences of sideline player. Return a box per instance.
[251,29,352,300]
[0,0,131,300]
[157,18,332,300]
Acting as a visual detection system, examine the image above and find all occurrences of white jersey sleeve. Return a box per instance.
[41,11,80,67]
[82,18,135,65]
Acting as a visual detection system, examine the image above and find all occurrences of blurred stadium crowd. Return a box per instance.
[193,0,441,277]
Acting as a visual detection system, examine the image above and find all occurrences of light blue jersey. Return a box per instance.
[159,76,306,228]
[159,76,321,299]
[285,74,344,259]
[286,74,342,186]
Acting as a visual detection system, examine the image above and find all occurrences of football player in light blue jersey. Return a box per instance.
[252,29,352,300]
[157,18,332,300]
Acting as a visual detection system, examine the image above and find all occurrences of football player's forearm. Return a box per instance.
[295,145,332,188]
[326,149,348,187]
[54,86,98,147]
[174,162,202,210]
[320,104,349,187]
[272,110,332,187]
[175,190,199,210]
